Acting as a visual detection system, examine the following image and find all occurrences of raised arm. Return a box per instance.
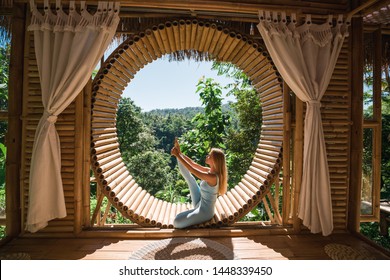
[180,152,210,173]
[171,139,216,186]
[175,152,216,186]
[173,137,209,172]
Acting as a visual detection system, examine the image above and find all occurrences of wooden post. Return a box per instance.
[372,28,382,221]
[6,3,26,238]
[73,85,85,234]
[293,97,303,232]
[83,79,92,228]
[282,82,291,225]
[348,17,364,233]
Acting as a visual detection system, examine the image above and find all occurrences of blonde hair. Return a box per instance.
[210,148,228,195]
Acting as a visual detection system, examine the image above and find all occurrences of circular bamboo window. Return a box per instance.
[91,19,283,228]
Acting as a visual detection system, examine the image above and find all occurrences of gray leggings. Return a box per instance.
[173,161,215,228]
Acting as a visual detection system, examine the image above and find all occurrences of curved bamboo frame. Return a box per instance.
[91,19,283,228]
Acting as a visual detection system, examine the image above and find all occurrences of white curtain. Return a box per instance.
[26,0,120,233]
[257,11,349,236]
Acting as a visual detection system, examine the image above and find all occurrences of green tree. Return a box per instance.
[180,77,230,164]
[116,97,157,158]
[126,150,173,195]
[212,62,262,188]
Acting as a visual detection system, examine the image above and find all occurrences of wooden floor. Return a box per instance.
[0,229,389,260]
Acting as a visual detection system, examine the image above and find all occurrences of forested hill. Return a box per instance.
[146,103,234,118]
[147,106,203,118]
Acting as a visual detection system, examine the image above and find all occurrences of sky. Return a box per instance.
[122,58,236,112]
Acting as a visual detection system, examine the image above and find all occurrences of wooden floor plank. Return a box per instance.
[0,232,389,260]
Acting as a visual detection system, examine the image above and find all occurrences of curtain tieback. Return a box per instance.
[43,112,58,124]
[307,100,321,108]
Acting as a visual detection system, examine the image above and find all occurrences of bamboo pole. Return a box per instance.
[145,28,162,58]
[213,28,229,58]
[144,198,159,224]
[91,137,119,148]
[100,200,112,225]
[123,42,144,68]
[185,19,192,50]
[198,22,210,52]
[262,196,275,223]
[190,19,198,49]
[151,25,166,54]
[215,200,228,224]
[282,82,292,225]
[109,175,133,198]
[222,32,242,62]
[118,47,141,73]
[127,189,148,217]
[168,203,177,228]
[230,40,254,66]
[132,192,151,220]
[226,191,243,214]
[193,20,205,51]
[172,20,181,52]
[238,181,258,200]
[114,54,138,76]
[162,202,172,228]
[139,31,157,60]
[101,165,127,187]
[230,187,249,209]
[246,56,269,77]
[156,201,168,227]
[138,195,155,223]
[150,200,163,225]
[218,31,236,61]
[132,36,152,64]
[267,192,282,224]
[122,185,143,211]
[158,23,171,53]
[218,196,234,221]
[91,191,105,226]
[203,22,216,51]
[348,18,364,233]
[105,170,130,194]
[74,87,84,234]
[96,160,124,178]
[179,19,186,50]
[164,21,176,52]
[235,42,258,67]
[221,194,239,219]
[209,25,223,54]
[91,142,119,155]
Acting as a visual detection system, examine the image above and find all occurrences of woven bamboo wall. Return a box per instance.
[19,17,352,234]
[323,38,351,230]
[20,31,81,234]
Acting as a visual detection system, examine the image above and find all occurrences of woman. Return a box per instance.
[171,138,227,228]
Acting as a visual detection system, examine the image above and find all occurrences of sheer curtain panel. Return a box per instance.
[26,0,120,233]
[257,11,349,236]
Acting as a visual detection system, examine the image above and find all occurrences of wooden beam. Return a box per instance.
[347,0,382,18]
[348,17,364,233]
[16,0,349,16]
[5,2,26,238]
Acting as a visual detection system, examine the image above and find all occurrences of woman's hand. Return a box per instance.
[171,146,179,157]
[174,137,181,153]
